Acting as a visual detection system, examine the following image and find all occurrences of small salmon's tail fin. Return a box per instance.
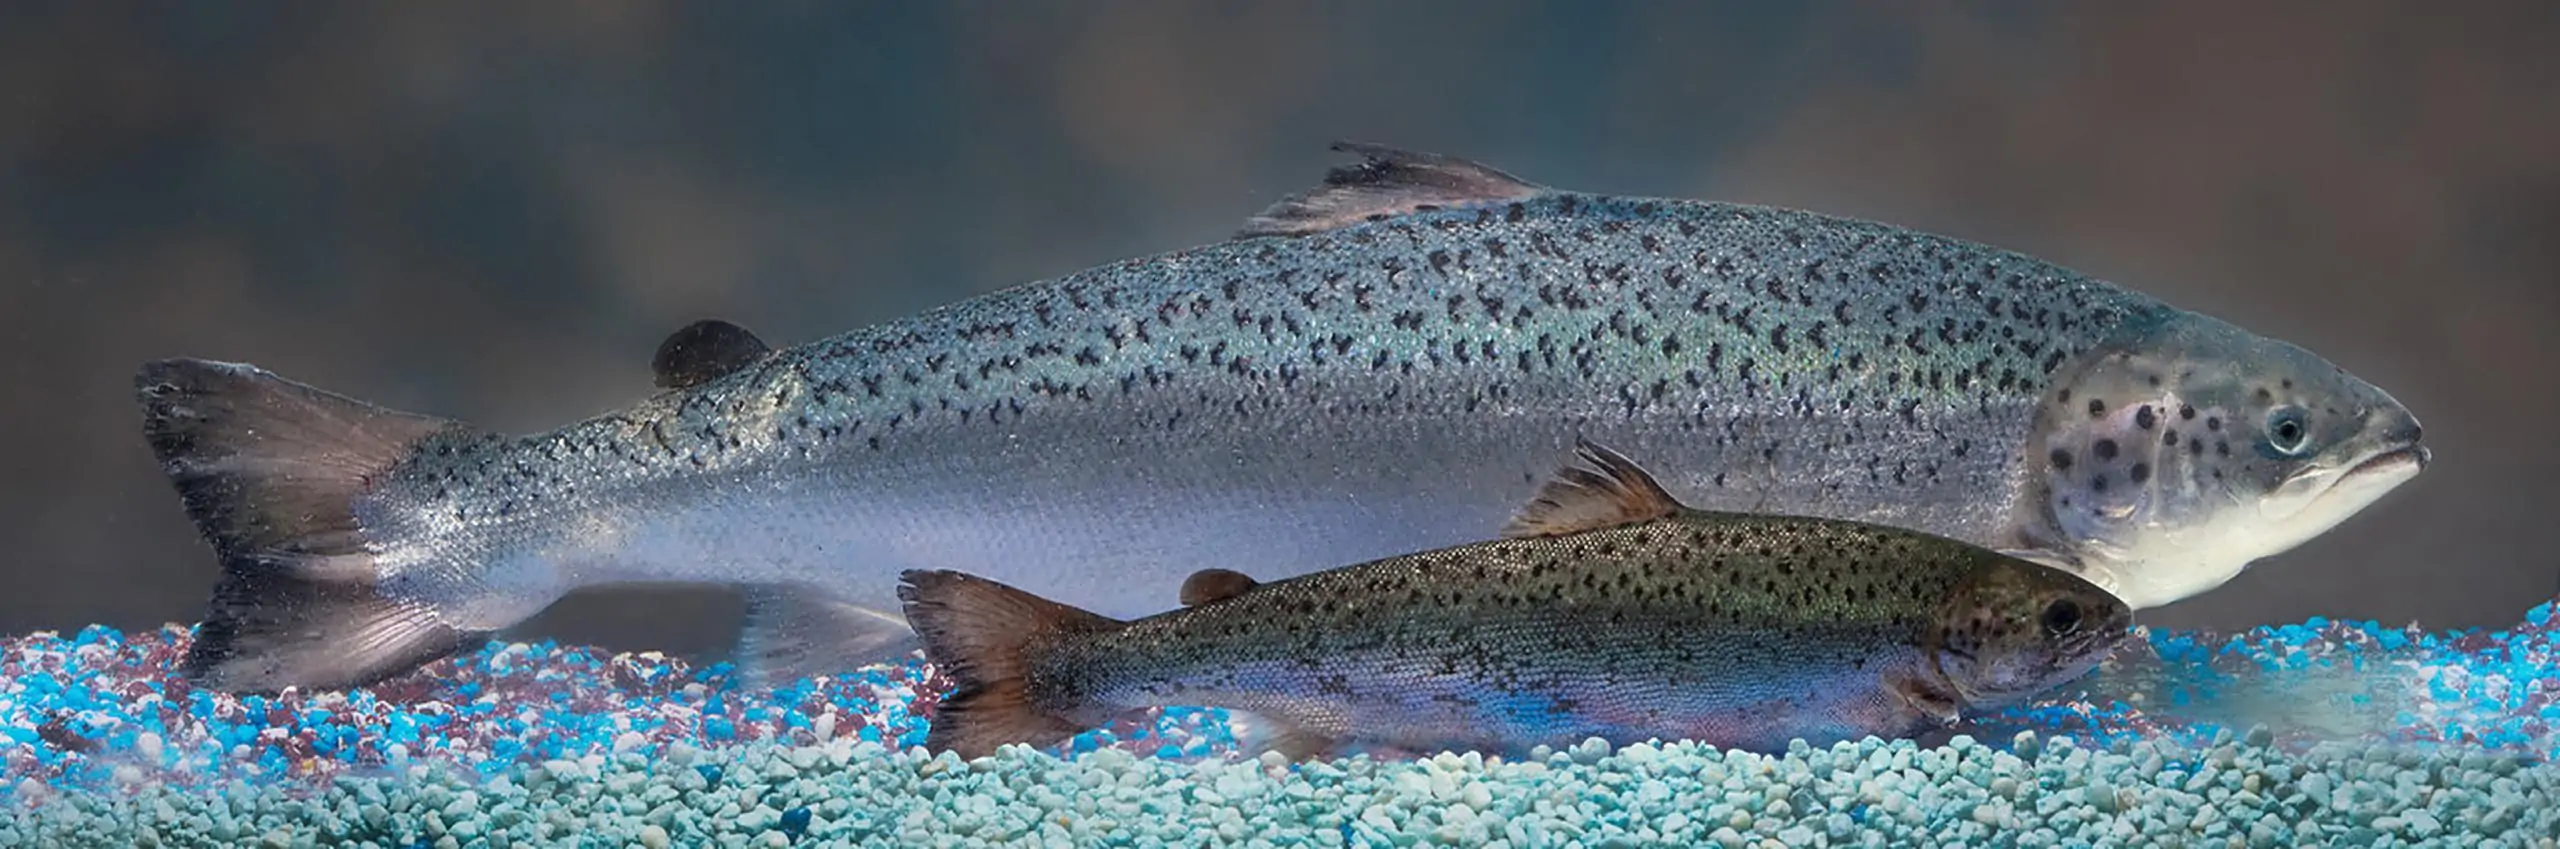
[136,358,490,694]
[896,569,1122,760]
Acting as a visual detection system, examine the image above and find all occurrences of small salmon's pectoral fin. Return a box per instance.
[735,585,919,689]
[1503,437,1689,538]
[1886,674,1965,729]
[1179,568,1260,606]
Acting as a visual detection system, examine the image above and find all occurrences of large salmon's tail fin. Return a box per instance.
[896,569,1122,760]
[136,358,489,694]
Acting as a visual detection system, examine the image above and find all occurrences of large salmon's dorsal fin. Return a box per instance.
[735,586,920,689]
[652,318,772,390]
[136,358,493,694]
[1235,141,1548,239]
[1178,568,1259,606]
[897,570,1124,760]
[1502,438,1688,538]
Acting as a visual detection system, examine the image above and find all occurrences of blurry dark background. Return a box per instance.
[5,2,2554,658]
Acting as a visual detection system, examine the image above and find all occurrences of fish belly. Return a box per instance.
[469,394,2027,623]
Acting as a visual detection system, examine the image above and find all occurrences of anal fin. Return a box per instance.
[735,585,919,689]
[1228,709,1349,763]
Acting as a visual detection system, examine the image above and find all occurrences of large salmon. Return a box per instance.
[133,143,2425,693]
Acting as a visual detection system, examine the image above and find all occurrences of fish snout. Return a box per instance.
[2363,407,2429,472]
[2376,411,2424,452]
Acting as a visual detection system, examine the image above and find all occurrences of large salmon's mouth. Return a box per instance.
[2344,445,2429,482]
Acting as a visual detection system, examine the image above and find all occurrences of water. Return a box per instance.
[5,4,2558,847]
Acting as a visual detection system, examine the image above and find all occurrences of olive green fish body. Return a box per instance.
[901,444,2134,760]
[1035,516,1982,755]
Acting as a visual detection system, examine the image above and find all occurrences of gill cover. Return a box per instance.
[2015,310,2428,609]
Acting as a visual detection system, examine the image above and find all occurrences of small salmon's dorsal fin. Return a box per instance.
[1502,438,1687,538]
[1236,141,1547,238]
[1179,568,1260,606]
[652,319,772,389]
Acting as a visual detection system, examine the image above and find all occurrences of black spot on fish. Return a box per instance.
[2189,438,2205,456]
[2091,474,2109,493]
[2088,398,2107,417]
[2217,440,2231,456]
[2180,404,2196,420]
[2207,416,2223,431]
[2164,430,2179,447]
[2093,439,2118,461]
[2136,406,2157,430]
[2058,388,2072,403]
[2129,462,2151,484]
[2049,448,2074,471]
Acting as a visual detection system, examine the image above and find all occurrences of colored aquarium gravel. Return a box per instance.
[3,599,2556,847]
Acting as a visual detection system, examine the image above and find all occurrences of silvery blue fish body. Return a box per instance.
[134,143,2426,693]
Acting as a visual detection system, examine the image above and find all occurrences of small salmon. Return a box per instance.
[898,441,2133,760]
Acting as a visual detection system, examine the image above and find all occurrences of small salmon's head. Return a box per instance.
[1933,557,2132,710]
[2019,310,2428,610]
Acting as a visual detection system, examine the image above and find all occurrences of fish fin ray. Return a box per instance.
[896,569,1121,760]
[1994,546,2122,597]
[1228,710,1346,762]
[135,358,492,694]
[1178,568,1259,606]
[1995,547,2080,569]
[1502,437,1687,538]
[652,319,773,389]
[735,586,919,689]
[1887,673,1964,727]
[1236,141,1547,238]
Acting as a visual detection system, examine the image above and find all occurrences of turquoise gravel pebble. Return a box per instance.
[0,733,2553,847]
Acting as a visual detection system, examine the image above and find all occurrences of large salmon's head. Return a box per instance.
[2017,310,2428,610]
[1933,557,2133,709]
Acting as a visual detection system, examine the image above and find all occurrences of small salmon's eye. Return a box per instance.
[2040,598,2083,636]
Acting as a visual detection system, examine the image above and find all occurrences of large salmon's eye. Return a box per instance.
[2265,406,2311,456]
[2040,598,2083,636]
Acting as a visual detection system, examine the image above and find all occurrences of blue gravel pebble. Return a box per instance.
[0,597,2552,846]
